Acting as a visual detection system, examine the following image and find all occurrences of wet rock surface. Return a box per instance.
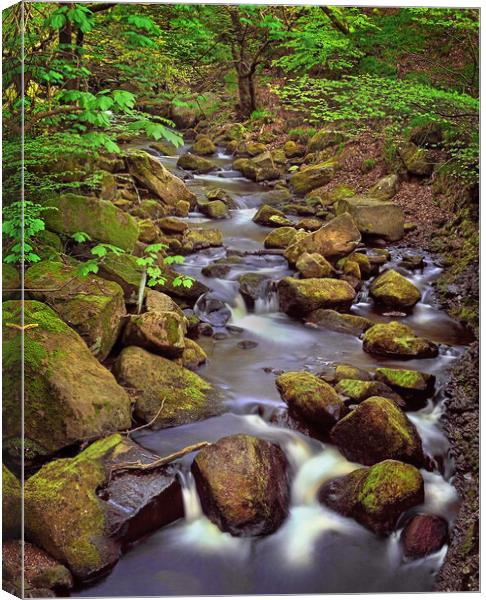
[319,459,424,534]
[192,434,290,536]
[401,514,449,558]
[330,396,424,466]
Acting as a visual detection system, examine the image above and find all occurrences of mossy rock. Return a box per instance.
[368,174,399,200]
[157,216,188,234]
[334,379,404,406]
[235,140,266,157]
[306,309,373,336]
[330,396,424,466]
[192,434,289,536]
[137,219,161,244]
[2,465,21,539]
[3,301,132,464]
[335,364,372,382]
[375,367,435,401]
[295,217,323,232]
[278,277,356,317]
[234,153,281,182]
[24,434,183,580]
[305,184,355,207]
[399,142,433,176]
[363,321,438,359]
[319,459,424,534]
[183,228,224,251]
[43,193,139,252]
[206,188,235,207]
[98,252,208,303]
[144,289,186,320]
[296,252,334,279]
[337,252,373,278]
[25,259,126,361]
[149,140,179,156]
[2,264,20,300]
[370,269,421,310]
[176,338,207,370]
[263,227,299,249]
[276,371,346,430]
[289,160,336,195]
[283,140,305,158]
[284,213,361,265]
[204,200,230,219]
[191,136,216,156]
[253,204,292,228]
[113,346,218,428]
[122,311,186,358]
[126,150,196,208]
[177,152,217,174]
[334,196,405,242]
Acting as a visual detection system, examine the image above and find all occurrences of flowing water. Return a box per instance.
[76,143,472,596]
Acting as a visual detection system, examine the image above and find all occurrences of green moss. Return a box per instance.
[375,368,422,388]
[357,459,422,514]
[335,379,370,399]
[43,193,139,252]
[24,435,123,576]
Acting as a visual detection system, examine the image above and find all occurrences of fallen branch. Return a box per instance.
[109,441,211,476]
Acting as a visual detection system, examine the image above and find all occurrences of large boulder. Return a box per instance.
[284,213,361,265]
[183,228,224,251]
[399,142,434,176]
[306,309,373,336]
[264,227,300,249]
[401,514,449,558]
[24,435,183,580]
[126,150,196,208]
[363,321,438,359]
[3,465,21,539]
[3,540,73,597]
[121,311,186,358]
[234,151,282,182]
[25,259,125,361]
[43,193,139,252]
[275,372,346,430]
[370,269,421,309]
[289,160,336,195]
[113,346,217,428]
[278,277,356,317]
[296,252,334,278]
[2,301,131,463]
[375,367,435,402]
[253,204,292,227]
[319,459,424,534]
[177,152,217,174]
[334,196,405,241]
[192,434,289,536]
[330,396,424,466]
[191,136,216,156]
[98,253,208,304]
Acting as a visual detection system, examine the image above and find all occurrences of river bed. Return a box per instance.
[75,144,471,596]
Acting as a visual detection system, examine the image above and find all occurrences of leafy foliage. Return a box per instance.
[3,202,57,265]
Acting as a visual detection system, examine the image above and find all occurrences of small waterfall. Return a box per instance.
[230,293,248,322]
[254,281,279,314]
[178,471,202,523]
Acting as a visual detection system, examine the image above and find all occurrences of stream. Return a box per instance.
[76,144,471,596]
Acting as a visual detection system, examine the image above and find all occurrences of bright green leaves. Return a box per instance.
[71,231,91,244]
[135,243,194,289]
[128,119,184,147]
[90,243,125,258]
[46,4,93,34]
[71,234,125,278]
[3,202,57,265]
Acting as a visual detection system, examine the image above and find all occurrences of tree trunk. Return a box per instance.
[237,72,256,117]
